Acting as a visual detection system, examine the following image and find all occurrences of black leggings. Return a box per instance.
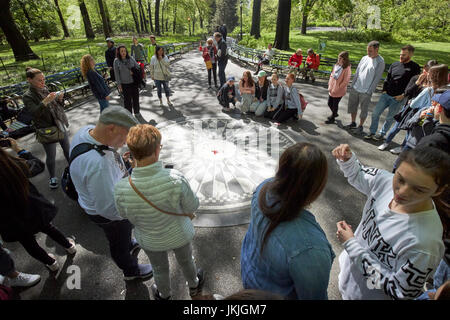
[207,63,217,87]
[17,223,71,265]
[122,83,140,114]
[328,95,342,116]
[273,108,297,123]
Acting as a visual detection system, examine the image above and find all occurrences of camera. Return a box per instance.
[0,139,11,148]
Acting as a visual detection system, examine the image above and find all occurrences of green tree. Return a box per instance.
[250,0,262,39]
[213,0,239,32]
[273,0,291,50]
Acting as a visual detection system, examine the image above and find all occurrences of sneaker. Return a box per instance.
[364,133,376,140]
[353,126,364,134]
[373,134,384,141]
[208,86,212,90]
[46,253,59,272]
[129,238,140,256]
[390,146,403,155]
[134,112,141,117]
[378,142,390,151]
[325,118,335,124]
[65,238,77,255]
[344,122,356,130]
[189,269,205,297]
[4,272,41,288]
[123,263,153,281]
[167,101,173,107]
[49,177,58,189]
[159,100,163,106]
[151,283,172,300]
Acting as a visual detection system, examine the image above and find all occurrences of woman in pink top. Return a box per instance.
[326,51,351,124]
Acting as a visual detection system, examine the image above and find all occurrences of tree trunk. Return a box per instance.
[172,5,177,33]
[98,0,110,38]
[161,0,165,35]
[155,0,161,35]
[300,0,316,35]
[273,0,291,50]
[301,12,307,35]
[17,0,39,42]
[147,0,154,33]
[128,0,141,34]
[54,0,70,38]
[79,0,95,39]
[139,0,148,33]
[104,0,113,34]
[250,0,262,39]
[137,0,145,33]
[0,0,39,61]
[194,0,204,29]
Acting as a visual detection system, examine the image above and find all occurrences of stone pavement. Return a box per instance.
[6,50,406,300]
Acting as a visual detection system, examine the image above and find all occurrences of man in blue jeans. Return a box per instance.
[69,106,152,281]
[365,45,420,140]
[215,32,228,88]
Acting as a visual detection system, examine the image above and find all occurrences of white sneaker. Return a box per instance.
[4,272,41,287]
[46,253,59,272]
[65,238,77,255]
[390,146,402,155]
[378,142,390,151]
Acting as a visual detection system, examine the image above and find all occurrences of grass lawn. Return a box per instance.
[0,34,202,86]
[237,31,450,71]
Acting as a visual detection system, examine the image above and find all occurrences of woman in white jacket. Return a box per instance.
[333,143,448,300]
[150,46,173,107]
[114,124,203,300]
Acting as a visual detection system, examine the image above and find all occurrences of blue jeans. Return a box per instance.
[99,99,109,112]
[154,80,170,99]
[369,93,406,136]
[88,215,139,277]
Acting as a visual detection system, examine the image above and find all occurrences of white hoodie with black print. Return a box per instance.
[337,153,444,300]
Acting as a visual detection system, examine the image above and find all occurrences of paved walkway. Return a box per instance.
[7,50,405,300]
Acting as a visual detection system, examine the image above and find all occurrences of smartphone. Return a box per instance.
[0,139,11,148]
[164,164,174,169]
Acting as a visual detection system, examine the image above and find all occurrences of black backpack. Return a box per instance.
[61,143,111,200]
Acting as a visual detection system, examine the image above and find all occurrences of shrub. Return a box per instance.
[330,29,393,43]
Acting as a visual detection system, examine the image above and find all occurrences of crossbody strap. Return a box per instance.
[128,176,196,220]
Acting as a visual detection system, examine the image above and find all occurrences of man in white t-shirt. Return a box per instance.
[344,41,385,134]
[255,43,275,75]
[69,106,153,281]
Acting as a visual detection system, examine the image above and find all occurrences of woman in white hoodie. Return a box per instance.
[114,124,204,300]
[333,143,448,300]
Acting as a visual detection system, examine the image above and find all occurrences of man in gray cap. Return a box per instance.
[69,105,153,281]
[105,38,116,82]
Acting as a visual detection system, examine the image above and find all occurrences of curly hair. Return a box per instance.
[80,54,95,79]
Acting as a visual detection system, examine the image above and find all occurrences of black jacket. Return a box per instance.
[23,86,60,129]
[86,69,110,100]
[416,123,450,153]
[0,151,55,242]
[383,60,421,97]
[216,39,228,64]
[105,46,117,68]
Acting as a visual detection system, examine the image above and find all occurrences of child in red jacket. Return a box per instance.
[288,49,303,80]
[302,48,320,83]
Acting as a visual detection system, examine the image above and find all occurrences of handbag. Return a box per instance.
[205,60,213,69]
[35,125,64,144]
[128,176,196,220]
[158,59,171,81]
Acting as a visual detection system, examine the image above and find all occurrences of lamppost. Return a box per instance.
[240,0,243,40]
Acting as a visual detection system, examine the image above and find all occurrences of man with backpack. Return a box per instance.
[68,106,153,281]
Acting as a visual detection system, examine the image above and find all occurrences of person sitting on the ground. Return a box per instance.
[272,73,302,123]
[199,38,218,89]
[81,54,111,112]
[250,71,270,117]
[0,97,19,136]
[302,48,320,83]
[239,71,256,114]
[114,124,204,300]
[105,38,116,82]
[69,105,153,281]
[217,76,238,111]
[23,67,70,189]
[241,142,335,300]
[288,49,303,80]
[325,51,352,124]
[255,43,275,75]
[0,245,41,290]
[264,73,284,120]
[333,143,447,300]
[0,138,76,273]
[379,59,439,153]
[365,44,421,141]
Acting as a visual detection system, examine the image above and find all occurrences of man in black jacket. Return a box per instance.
[215,32,228,88]
[417,90,450,153]
[219,24,227,41]
[366,44,421,141]
[105,38,116,82]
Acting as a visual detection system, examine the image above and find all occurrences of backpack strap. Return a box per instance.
[69,143,111,166]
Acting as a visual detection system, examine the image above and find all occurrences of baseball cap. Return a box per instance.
[257,70,267,77]
[227,76,235,82]
[436,90,450,110]
[106,38,114,43]
[99,105,138,128]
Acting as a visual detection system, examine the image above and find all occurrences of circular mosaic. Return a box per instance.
[157,116,297,227]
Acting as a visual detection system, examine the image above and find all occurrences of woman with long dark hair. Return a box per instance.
[113,45,141,115]
[334,144,448,300]
[150,46,173,107]
[240,143,335,300]
[239,71,255,113]
[0,140,76,273]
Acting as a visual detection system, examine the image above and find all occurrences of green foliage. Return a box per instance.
[329,29,393,43]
